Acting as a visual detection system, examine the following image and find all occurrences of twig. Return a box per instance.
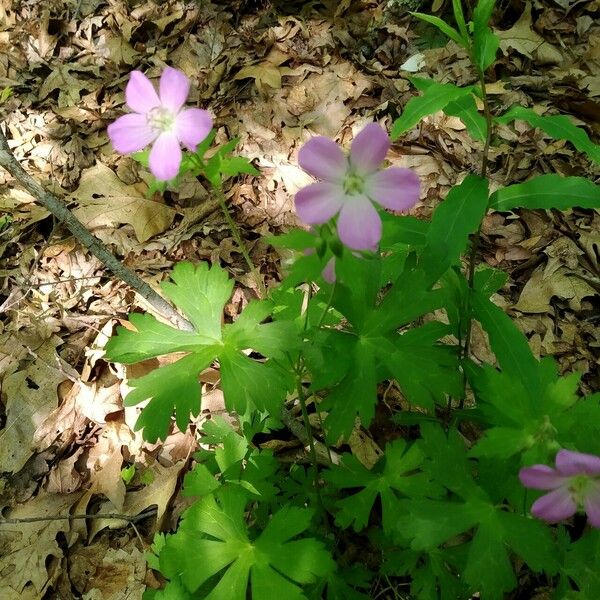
[0,127,194,332]
[0,507,157,525]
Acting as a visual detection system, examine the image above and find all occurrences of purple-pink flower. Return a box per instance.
[295,123,420,251]
[519,449,600,528]
[107,67,212,181]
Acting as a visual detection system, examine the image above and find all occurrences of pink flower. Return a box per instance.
[295,123,420,251]
[519,449,600,528]
[107,67,212,181]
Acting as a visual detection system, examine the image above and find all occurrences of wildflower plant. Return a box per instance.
[102,1,600,598]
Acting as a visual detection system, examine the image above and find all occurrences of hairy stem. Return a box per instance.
[213,183,266,298]
[0,128,194,331]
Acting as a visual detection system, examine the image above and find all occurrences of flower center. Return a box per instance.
[569,475,593,504]
[343,170,365,196]
[147,106,175,133]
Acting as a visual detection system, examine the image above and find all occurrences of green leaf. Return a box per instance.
[410,12,466,47]
[452,0,469,40]
[220,155,260,178]
[496,106,600,163]
[124,350,216,442]
[472,0,499,71]
[489,174,600,211]
[105,313,215,363]
[420,175,489,285]
[160,489,335,598]
[161,262,233,340]
[325,440,436,533]
[380,214,429,248]
[265,228,318,250]
[391,79,472,139]
[470,290,541,396]
[444,94,487,141]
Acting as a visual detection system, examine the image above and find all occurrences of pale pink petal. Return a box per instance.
[556,449,600,476]
[519,465,568,490]
[298,137,347,182]
[364,167,421,212]
[337,196,382,251]
[349,123,390,175]
[174,108,213,151]
[295,182,344,225]
[149,132,182,180]
[322,257,336,284]
[125,71,160,114]
[531,486,577,523]
[159,66,190,113]
[583,481,600,528]
[107,113,157,154]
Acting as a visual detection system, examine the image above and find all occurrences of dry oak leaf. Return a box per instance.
[497,3,563,65]
[71,162,176,242]
[0,490,82,599]
[514,266,597,314]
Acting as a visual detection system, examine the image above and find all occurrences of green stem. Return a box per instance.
[460,69,494,407]
[213,183,266,298]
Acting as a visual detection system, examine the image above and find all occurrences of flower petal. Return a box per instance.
[149,132,182,181]
[583,481,600,528]
[175,108,213,151]
[531,486,577,523]
[107,113,157,154]
[322,257,336,284]
[364,167,421,212]
[295,182,344,225]
[298,137,347,182]
[125,71,160,114]
[519,465,568,490]
[159,66,190,113]
[349,123,390,174]
[337,196,382,251]
[555,449,600,476]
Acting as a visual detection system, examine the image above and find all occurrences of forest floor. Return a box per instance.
[0,0,598,598]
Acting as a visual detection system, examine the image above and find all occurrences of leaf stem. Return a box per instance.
[213,183,266,298]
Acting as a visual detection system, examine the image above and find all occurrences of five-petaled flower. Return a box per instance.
[519,449,600,528]
[295,123,420,251]
[108,67,212,181]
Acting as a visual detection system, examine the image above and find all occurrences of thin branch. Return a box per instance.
[0,127,194,331]
[0,507,157,525]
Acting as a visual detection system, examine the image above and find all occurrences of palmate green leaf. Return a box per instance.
[564,530,600,597]
[496,106,600,163]
[105,313,215,363]
[324,439,436,534]
[162,261,233,340]
[444,93,487,141]
[123,349,217,442]
[160,489,335,599]
[410,12,466,47]
[420,175,489,286]
[391,79,472,139]
[489,174,600,211]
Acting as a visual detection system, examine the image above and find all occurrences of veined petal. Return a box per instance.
[583,481,600,528]
[175,108,213,151]
[556,449,600,476]
[349,123,390,175]
[295,182,344,225]
[531,486,577,523]
[364,167,421,212]
[125,71,160,114]
[107,113,157,154]
[298,137,347,182]
[159,66,190,113]
[337,196,382,251]
[519,465,568,490]
[322,257,336,284]
[149,132,182,181]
